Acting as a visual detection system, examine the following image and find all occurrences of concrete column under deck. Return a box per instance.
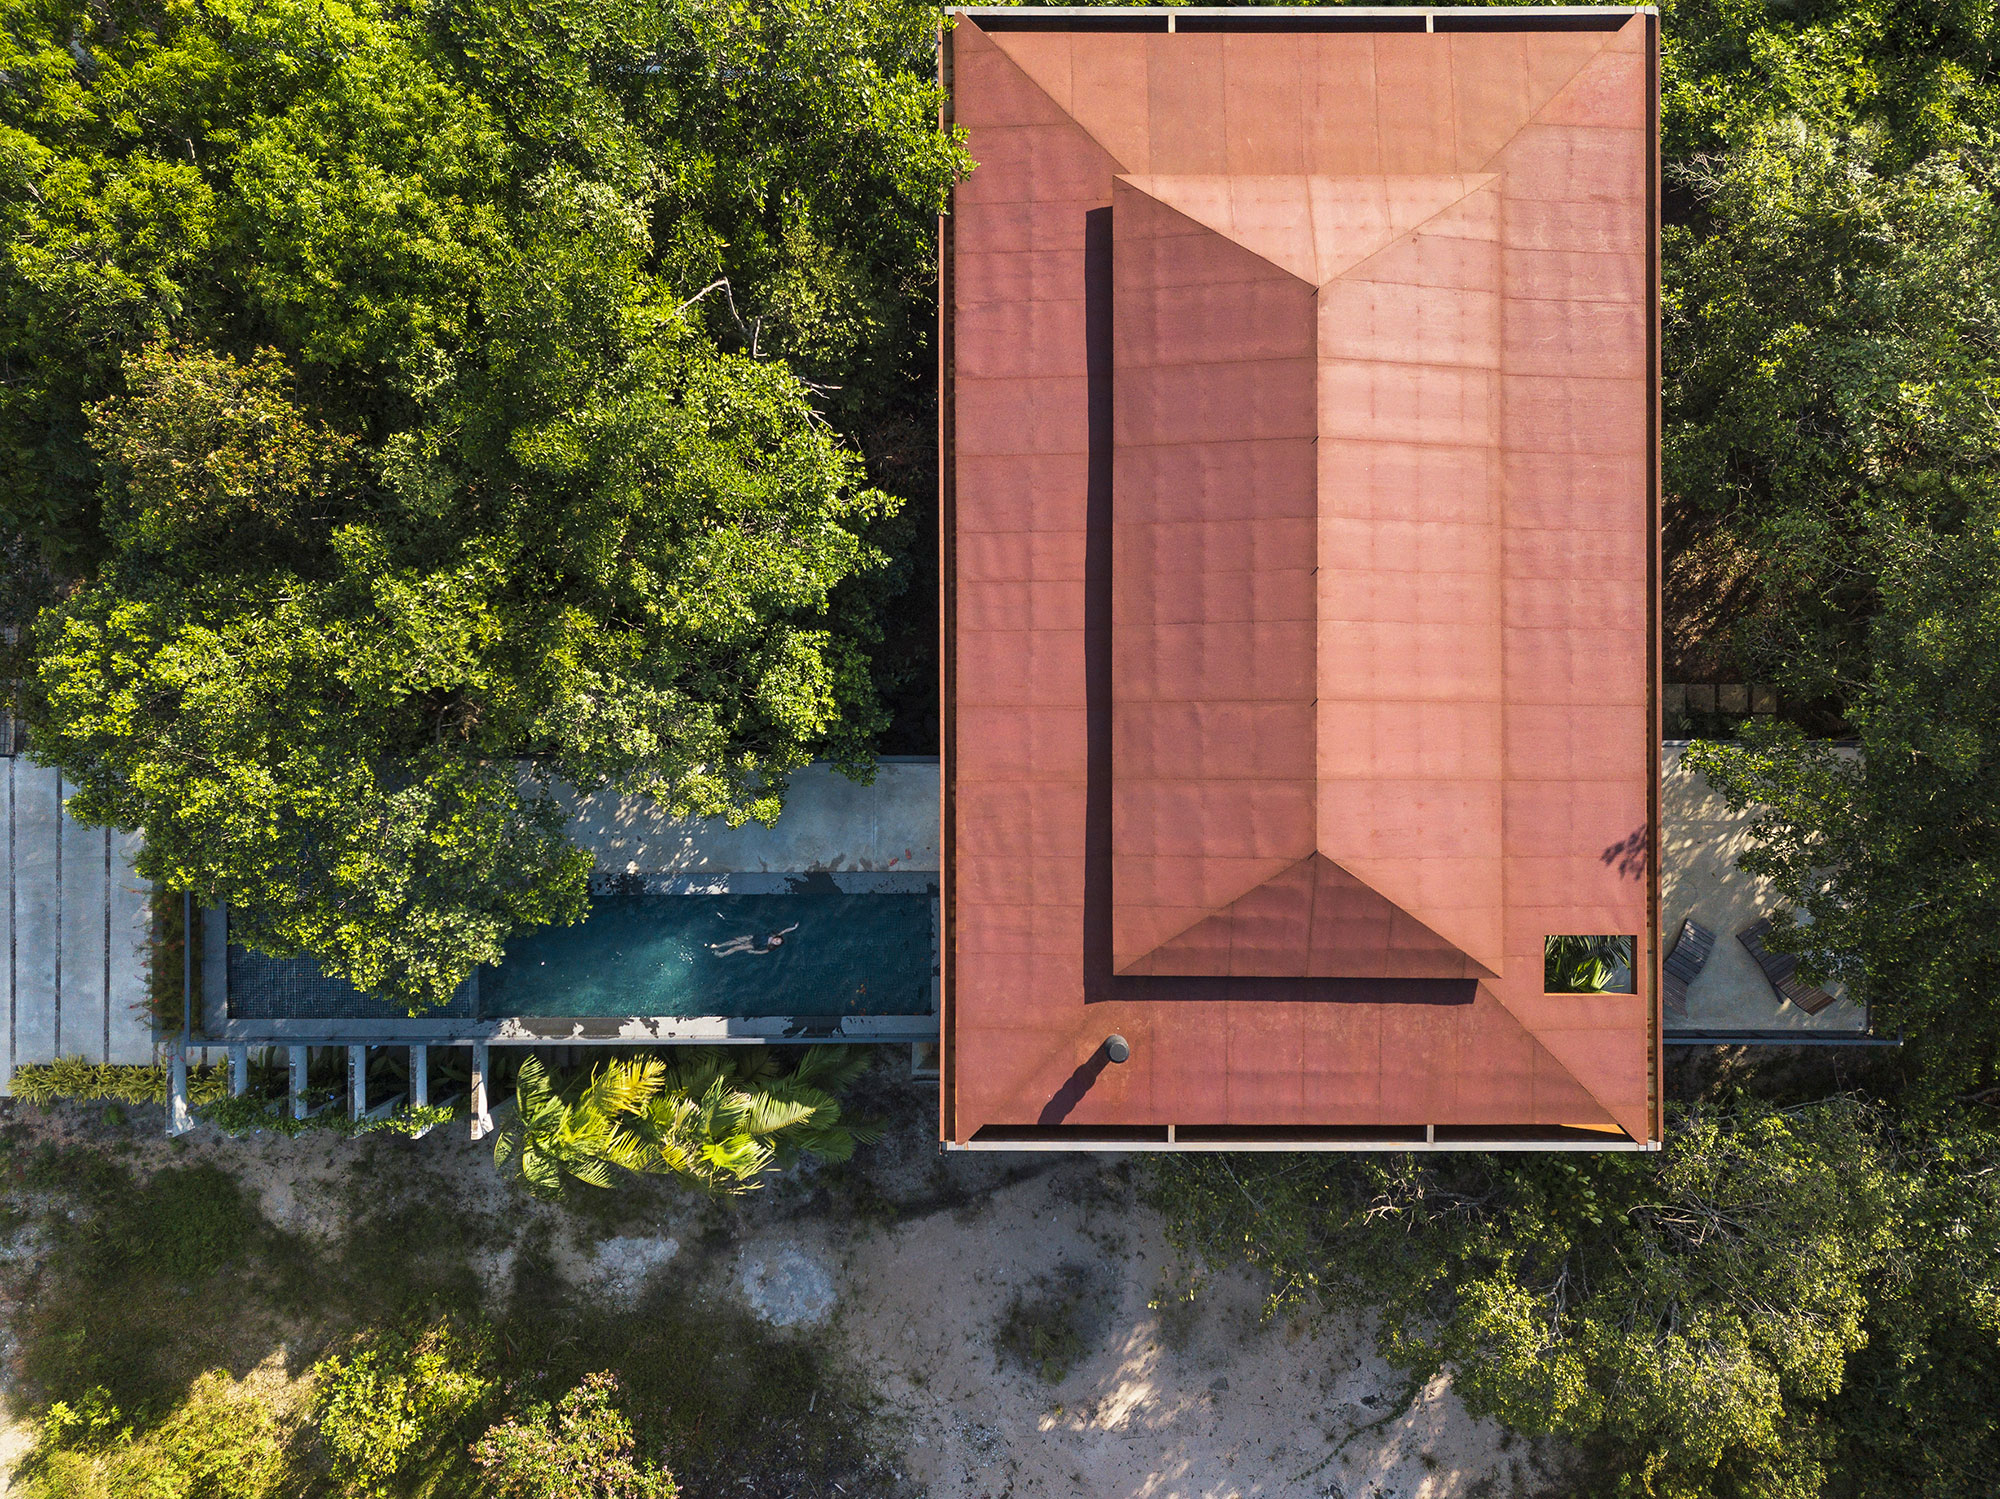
[468,1042,492,1140]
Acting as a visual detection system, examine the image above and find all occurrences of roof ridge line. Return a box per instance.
[965,21,1138,172]
[1488,987,1653,1140]
[1111,176,1320,289]
[1319,854,1497,979]
[1121,852,1501,980]
[1116,173,1496,290]
[1464,18,1629,176]
[1311,172,1497,289]
[1466,985,1631,1136]
[1115,853,1320,976]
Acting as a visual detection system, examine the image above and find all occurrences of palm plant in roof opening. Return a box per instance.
[492,1049,884,1199]
[1544,935,1637,994]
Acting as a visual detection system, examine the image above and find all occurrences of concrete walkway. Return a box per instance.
[1,759,156,1091]
[558,758,940,875]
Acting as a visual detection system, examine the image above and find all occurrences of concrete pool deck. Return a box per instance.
[557,758,939,876]
[1660,743,1870,1038]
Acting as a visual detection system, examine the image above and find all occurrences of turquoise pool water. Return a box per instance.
[476,891,935,1018]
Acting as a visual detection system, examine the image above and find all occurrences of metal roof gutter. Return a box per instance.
[949,1137,1657,1153]
[948,5,1658,19]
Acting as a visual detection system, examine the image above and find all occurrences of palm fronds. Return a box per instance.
[492,1056,663,1199]
[490,1047,883,1199]
[1544,935,1636,994]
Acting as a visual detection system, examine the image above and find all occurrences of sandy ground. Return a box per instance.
[835,1164,1537,1499]
[0,1090,1558,1499]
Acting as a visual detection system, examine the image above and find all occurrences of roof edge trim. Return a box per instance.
[953,6,1657,29]
[952,1125,1652,1153]
[950,5,1658,12]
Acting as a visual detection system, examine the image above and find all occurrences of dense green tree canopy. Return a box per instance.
[1687,505,2000,1100]
[0,0,963,1007]
[1661,0,2000,1097]
[1665,100,2000,717]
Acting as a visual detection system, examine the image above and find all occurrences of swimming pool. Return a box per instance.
[223,878,937,1025]
[479,890,934,1018]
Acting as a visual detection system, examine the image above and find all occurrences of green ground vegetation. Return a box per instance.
[10,1056,453,1138]
[7,1058,229,1109]
[0,1118,885,1499]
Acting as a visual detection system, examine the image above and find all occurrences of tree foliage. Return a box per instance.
[1686,503,2000,1097]
[1665,116,2000,713]
[1151,1099,2000,1499]
[1657,0,2000,1098]
[0,0,965,1008]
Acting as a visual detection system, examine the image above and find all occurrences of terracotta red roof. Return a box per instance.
[941,8,1661,1145]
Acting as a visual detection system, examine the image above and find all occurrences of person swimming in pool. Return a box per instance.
[708,922,799,957]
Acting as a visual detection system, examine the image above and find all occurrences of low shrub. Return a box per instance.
[200,1094,457,1140]
[996,1264,1099,1385]
[312,1316,494,1497]
[10,1061,454,1139]
[10,1058,230,1109]
[472,1371,676,1498]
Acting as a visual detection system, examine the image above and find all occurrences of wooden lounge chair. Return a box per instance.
[1662,918,1715,1014]
[1737,918,1836,1015]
